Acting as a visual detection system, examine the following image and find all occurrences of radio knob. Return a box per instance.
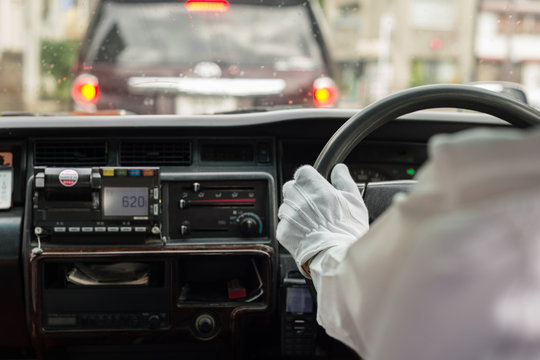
[148,314,161,329]
[195,314,216,337]
[180,224,190,236]
[179,199,188,209]
[237,213,262,237]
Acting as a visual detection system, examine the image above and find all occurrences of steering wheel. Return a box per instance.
[305,84,540,303]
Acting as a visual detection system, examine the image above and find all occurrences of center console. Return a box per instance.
[25,163,277,358]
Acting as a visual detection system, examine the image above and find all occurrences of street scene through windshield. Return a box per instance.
[0,0,539,114]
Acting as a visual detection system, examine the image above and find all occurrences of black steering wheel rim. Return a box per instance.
[306,84,540,305]
[314,84,540,178]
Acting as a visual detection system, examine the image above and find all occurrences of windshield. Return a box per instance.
[1,0,539,114]
[86,2,324,68]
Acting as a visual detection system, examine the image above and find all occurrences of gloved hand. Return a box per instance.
[277,164,369,277]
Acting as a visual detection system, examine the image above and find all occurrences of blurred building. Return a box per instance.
[0,0,94,112]
[475,0,540,107]
[0,0,25,110]
[41,0,95,40]
[324,0,477,107]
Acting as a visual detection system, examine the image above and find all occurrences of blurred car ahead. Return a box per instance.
[72,0,338,115]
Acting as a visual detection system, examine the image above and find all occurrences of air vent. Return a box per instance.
[120,141,191,166]
[34,141,107,166]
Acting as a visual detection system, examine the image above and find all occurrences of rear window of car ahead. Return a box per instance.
[85,1,324,71]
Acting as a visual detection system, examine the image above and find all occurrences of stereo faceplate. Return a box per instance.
[168,180,268,240]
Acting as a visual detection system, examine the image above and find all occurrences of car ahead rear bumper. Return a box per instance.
[127,77,286,97]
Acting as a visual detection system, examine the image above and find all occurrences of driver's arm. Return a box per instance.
[277,127,540,359]
[278,162,412,356]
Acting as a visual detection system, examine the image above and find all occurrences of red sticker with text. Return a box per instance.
[58,169,79,187]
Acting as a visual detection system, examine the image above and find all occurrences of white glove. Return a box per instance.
[277,164,369,277]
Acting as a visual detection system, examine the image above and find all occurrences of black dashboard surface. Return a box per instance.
[1,109,509,209]
[0,108,512,360]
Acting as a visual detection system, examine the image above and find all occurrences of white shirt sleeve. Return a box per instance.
[309,126,540,360]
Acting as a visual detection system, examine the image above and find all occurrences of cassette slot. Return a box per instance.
[181,185,255,191]
[188,198,256,207]
[189,228,229,233]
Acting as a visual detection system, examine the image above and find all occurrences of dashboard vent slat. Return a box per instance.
[34,141,107,166]
[120,141,192,166]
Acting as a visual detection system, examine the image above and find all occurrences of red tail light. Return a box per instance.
[72,74,99,105]
[313,77,338,108]
[185,0,230,12]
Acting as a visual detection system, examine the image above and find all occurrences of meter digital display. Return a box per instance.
[103,187,148,217]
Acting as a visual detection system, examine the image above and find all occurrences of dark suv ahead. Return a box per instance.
[72,0,338,114]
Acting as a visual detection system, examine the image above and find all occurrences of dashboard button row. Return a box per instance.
[53,226,148,233]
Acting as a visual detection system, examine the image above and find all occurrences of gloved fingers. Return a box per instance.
[282,198,320,228]
[327,220,368,239]
[276,219,305,242]
[330,164,369,221]
[293,165,343,222]
[282,178,327,224]
[293,180,334,222]
[340,191,369,220]
[287,165,368,228]
[278,206,310,233]
[281,179,295,197]
[278,200,318,232]
[294,165,338,197]
[276,216,308,256]
[330,163,362,197]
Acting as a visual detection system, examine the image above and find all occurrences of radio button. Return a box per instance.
[53,227,66,233]
[35,172,45,188]
[180,224,190,236]
[68,227,81,232]
[107,227,120,232]
[179,199,187,209]
[102,168,115,176]
[95,227,106,232]
[82,227,93,232]
[121,227,132,232]
[135,227,147,232]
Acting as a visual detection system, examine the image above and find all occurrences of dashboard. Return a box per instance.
[0,108,511,360]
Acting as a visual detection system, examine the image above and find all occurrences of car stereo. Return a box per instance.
[32,167,161,243]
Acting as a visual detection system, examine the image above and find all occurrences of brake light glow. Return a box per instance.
[72,74,99,105]
[313,77,338,108]
[80,83,97,100]
[314,88,330,103]
[185,0,230,12]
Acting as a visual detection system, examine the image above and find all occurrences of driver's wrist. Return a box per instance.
[301,250,325,279]
[301,257,314,278]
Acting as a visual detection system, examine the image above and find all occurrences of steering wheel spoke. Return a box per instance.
[363,180,416,223]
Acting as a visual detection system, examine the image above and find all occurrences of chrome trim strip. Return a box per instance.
[128,77,287,97]
[366,180,417,186]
